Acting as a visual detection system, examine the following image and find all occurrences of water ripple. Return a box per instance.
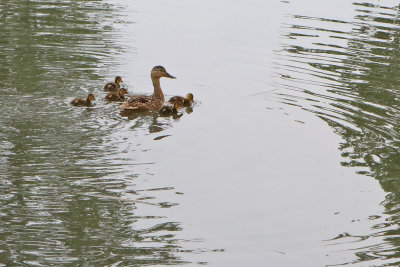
[0,1,198,265]
[273,0,400,265]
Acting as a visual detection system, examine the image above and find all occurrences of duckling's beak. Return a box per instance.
[165,72,176,79]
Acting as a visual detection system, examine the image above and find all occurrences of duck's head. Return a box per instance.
[151,65,176,79]
[87,94,95,101]
[115,76,123,84]
[119,88,128,95]
[186,93,194,102]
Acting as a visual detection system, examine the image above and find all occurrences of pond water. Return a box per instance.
[1,0,400,266]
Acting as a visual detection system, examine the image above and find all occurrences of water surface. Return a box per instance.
[1,0,400,266]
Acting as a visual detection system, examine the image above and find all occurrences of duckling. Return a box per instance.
[168,93,194,107]
[120,66,176,111]
[105,88,128,101]
[103,76,123,91]
[70,94,95,107]
[159,101,181,116]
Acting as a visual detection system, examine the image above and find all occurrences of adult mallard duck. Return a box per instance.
[168,93,194,107]
[105,88,128,101]
[103,76,123,91]
[120,66,176,110]
[70,94,95,107]
[159,101,181,116]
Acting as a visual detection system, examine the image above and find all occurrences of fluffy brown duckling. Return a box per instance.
[70,94,95,107]
[103,76,123,91]
[105,88,128,101]
[167,93,194,107]
[159,101,181,116]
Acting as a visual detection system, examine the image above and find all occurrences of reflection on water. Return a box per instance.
[274,0,400,265]
[5,0,400,265]
[0,1,194,265]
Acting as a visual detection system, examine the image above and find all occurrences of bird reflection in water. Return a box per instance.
[119,109,185,134]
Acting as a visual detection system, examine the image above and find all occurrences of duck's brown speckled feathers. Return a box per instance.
[121,95,162,110]
[120,66,176,110]
[70,94,95,107]
[104,76,123,91]
[168,93,194,107]
[105,88,128,101]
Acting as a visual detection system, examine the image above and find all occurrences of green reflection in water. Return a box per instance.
[275,0,400,265]
[0,1,187,265]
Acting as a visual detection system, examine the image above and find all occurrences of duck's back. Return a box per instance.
[168,96,185,103]
[105,93,124,101]
[70,98,87,106]
[103,82,119,92]
[159,105,174,116]
[168,96,192,107]
[120,95,163,110]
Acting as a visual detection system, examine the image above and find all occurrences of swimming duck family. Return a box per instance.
[70,66,195,118]
[120,66,176,111]
[70,94,95,106]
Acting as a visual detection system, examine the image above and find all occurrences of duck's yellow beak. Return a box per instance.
[165,72,176,79]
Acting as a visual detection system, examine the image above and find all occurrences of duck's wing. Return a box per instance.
[103,82,118,91]
[159,106,173,115]
[105,93,117,101]
[70,98,85,106]
[105,93,125,101]
[120,96,151,110]
[167,96,184,103]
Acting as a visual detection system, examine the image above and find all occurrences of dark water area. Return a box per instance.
[1,0,400,266]
[0,1,184,266]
